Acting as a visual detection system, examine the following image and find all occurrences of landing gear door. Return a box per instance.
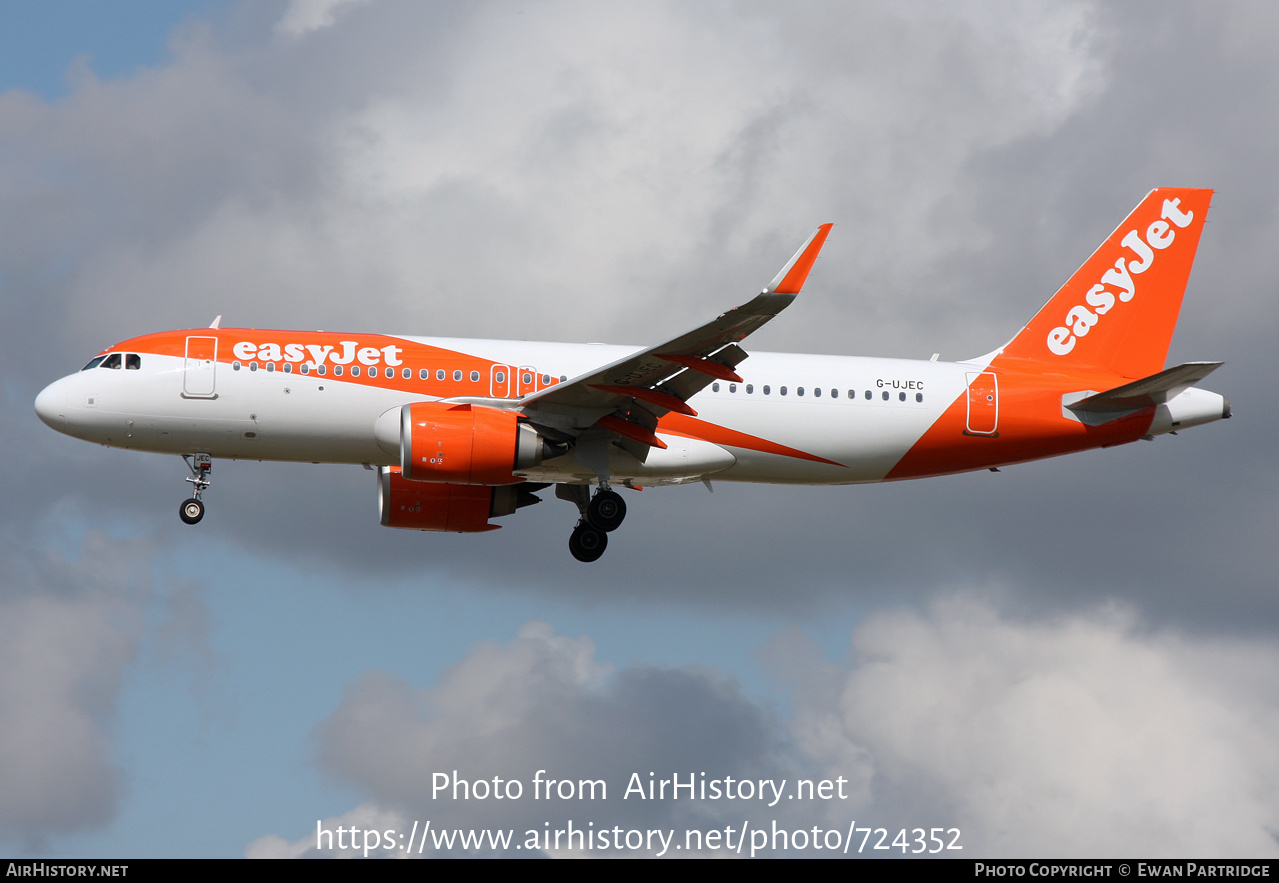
[184,336,218,398]
[965,372,999,436]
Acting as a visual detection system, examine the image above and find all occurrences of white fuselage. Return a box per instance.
[35,336,976,486]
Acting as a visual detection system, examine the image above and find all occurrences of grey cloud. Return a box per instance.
[313,622,790,841]
[0,533,151,843]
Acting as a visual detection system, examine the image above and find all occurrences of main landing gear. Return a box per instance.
[569,522,607,563]
[558,485,628,563]
[179,453,212,525]
[587,489,626,532]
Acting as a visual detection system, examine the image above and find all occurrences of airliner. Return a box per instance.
[35,188,1229,561]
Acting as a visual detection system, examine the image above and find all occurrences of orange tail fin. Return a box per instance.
[999,188,1212,378]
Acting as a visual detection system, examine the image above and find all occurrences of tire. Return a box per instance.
[569,524,607,562]
[180,498,205,525]
[586,490,626,532]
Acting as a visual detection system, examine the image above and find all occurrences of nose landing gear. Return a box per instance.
[179,453,212,525]
[558,484,629,562]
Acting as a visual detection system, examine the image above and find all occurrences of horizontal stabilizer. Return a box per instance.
[1069,361,1223,413]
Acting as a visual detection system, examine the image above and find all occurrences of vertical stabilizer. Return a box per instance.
[998,188,1212,378]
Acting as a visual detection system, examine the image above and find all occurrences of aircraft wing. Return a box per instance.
[517,224,833,448]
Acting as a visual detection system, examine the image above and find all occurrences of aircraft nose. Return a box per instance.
[34,379,68,431]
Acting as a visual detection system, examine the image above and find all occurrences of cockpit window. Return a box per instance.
[81,356,107,371]
[101,353,122,369]
[125,354,141,370]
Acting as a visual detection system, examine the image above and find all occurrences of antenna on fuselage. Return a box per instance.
[209,315,222,329]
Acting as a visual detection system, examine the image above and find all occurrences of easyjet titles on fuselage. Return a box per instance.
[232,340,405,368]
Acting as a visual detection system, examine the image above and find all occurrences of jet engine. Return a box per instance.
[377,466,542,532]
[387,402,552,485]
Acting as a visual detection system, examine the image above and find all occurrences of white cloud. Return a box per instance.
[246,802,408,858]
[791,597,1279,857]
[1,0,1112,357]
[255,605,1279,857]
[276,0,374,39]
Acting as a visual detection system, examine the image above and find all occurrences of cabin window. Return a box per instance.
[453,370,462,381]
[470,370,480,382]
[542,374,551,384]
[249,362,258,372]
[383,367,393,379]
[899,391,906,401]
[438,369,446,381]
[830,388,837,398]
[814,387,821,397]
[746,384,753,394]
[332,365,342,376]
[496,371,506,383]
[266,362,275,373]
[523,372,533,385]
[232,361,241,371]
[419,368,428,380]
[351,366,360,377]
[780,386,788,396]
[763,385,770,395]
[283,363,292,374]
[729,383,737,393]
[712,382,720,392]
[847,389,855,399]
[797,387,805,396]
[865,390,872,400]
[317,365,326,376]
[300,364,309,374]
[882,391,889,400]
[916,393,923,403]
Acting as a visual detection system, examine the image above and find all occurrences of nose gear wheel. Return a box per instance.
[179,453,212,525]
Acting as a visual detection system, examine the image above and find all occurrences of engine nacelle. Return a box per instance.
[398,402,546,485]
[377,467,542,532]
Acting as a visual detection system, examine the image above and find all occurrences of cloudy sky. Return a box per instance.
[2,0,1277,858]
